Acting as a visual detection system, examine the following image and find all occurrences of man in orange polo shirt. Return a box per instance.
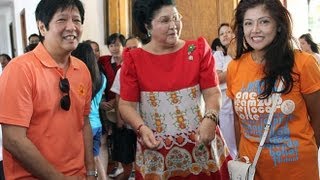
[0,0,96,179]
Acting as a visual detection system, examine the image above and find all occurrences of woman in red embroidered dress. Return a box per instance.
[119,0,231,179]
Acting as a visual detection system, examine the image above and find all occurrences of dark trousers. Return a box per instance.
[0,161,5,180]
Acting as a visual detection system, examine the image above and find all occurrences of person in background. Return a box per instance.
[28,33,40,45]
[110,36,142,180]
[213,23,238,159]
[211,37,224,54]
[87,40,101,61]
[299,33,320,64]
[72,42,108,180]
[119,0,231,179]
[0,54,11,70]
[98,33,126,178]
[85,39,111,179]
[227,0,320,179]
[0,0,96,179]
[124,36,142,50]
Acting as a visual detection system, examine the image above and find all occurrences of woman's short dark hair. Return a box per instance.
[133,0,175,36]
[299,33,319,54]
[106,33,126,47]
[233,0,295,99]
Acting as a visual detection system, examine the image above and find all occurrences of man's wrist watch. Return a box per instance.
[86,170,98,177]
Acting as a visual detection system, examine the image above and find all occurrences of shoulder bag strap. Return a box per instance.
[251,79,284,169]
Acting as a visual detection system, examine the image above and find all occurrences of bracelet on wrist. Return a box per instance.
[136,124,145,134]
[203,109,219,125]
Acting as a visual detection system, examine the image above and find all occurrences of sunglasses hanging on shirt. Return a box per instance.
[59,77,71,111]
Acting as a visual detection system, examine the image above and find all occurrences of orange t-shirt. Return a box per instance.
[0,43,92,179]
[226,51,320,180]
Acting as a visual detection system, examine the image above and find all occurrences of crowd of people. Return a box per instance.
[0,0,319,179]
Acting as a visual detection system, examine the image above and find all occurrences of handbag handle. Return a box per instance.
[251,79,284,170]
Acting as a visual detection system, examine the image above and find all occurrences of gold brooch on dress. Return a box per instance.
[188,44,196,61]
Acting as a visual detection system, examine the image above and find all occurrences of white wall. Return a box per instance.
[309,0,320,43]
[12,0,39,55]
[0,4,13,56]
[287,0,309,41]
[82,0,110,55]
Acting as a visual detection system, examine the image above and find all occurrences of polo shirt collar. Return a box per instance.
[33,43,80,69]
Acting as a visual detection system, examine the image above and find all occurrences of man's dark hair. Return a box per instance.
[106,33,126,47]
[0,54,12,61]
[35,0,85,40]
[125,36,142,45]
[28,33,40,41]
[24,43,38,53]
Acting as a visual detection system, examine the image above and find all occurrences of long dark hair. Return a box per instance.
[299,33,319,54]
[72,42,102,98]
[233,0,295,99]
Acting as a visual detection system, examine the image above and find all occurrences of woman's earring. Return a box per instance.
[277,27,281,32]
[147,30,151,37]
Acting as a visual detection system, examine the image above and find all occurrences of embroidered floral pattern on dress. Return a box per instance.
[135,142,144,168]
[136,85,229,179]
[143,149,164,174]
[167,91,182,104]
[140,85,203,149]
[165,147,192,171]
[192,144,210,168]
[170,106,188,131]
[152,112,166,134]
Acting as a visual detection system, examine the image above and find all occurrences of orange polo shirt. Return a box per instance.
[0,43,92,179]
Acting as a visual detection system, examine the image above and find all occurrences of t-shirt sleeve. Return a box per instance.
[120,49,140,102]
[226,60,235,99]
[0,62,33,127]
[198,37,219,89]
[110,69,121,95]
[299,54,320,94]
